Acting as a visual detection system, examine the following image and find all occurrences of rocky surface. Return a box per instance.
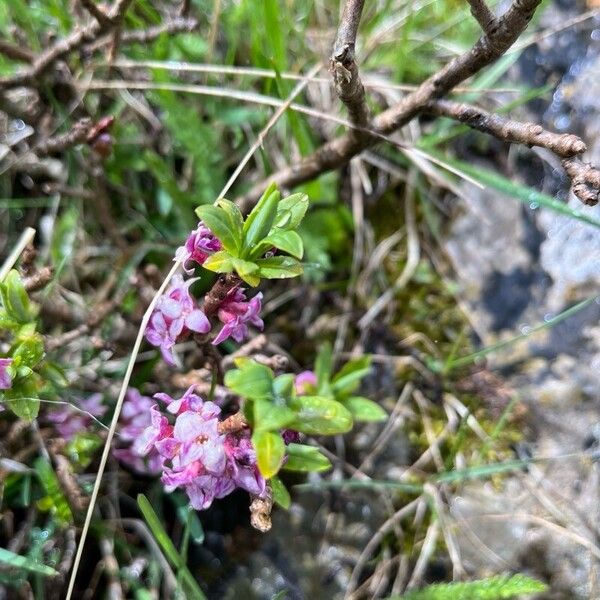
[445,3,600,597]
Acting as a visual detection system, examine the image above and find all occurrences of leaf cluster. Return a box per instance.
[0,270,66,420]
[196,183,308,286]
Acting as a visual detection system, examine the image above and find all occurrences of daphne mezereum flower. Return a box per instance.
[113,388,163,474]
[47,393,107,441]
[0,358,13,390]
[175,222,222,274]
[137,391,266,510]
[145,275,211,366]
[212,288,264,345]
[155,385,221,418]
[223,432,266,497]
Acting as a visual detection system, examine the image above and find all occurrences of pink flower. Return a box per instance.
[175,222,222,274]
[136,391,266,510]
[224,432,266,497]
[294,370,317,395]
[47,393,107,441]
[145,275,211,366]
[135,405,173,455]
[114,388,163,475]
[0,358,13,390]
[155,385,221,418]
[212,288,264,345]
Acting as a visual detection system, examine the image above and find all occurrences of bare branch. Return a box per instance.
[330,0,369,129]
[0,40,34,63]
[0,0,135,90]
[426,99,586,157]
[79,0,112,28]
[467,0,497,33]
[237,0,544,210]
[427,99,599,206]
[89,17,198,50]
[562,159,600,206]
[36,118,93,156]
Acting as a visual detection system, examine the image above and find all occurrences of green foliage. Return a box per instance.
[34,458,73,525]
[0,546,58,578]
[197,185,308,286]
[137,494,207,600]
[0,271,66,421]
[391,574,548,600]
[310,344,387,423]
[223,357,341,479]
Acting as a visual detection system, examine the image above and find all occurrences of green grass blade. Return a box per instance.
[445,295,598,371]
[0,546,58,577]
[390,574,547,599]
[423,151,600,229]
[137,494,181,567]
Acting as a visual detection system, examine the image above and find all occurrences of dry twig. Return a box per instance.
[238,0,546,209]
[331,0,370,130]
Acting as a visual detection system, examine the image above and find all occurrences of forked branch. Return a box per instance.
[238,0,544,210]
[426,98,598,206]
[330,0,370,130]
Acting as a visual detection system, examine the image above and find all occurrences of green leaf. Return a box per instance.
[137,494,182,567]
[0,270,35,324]
[254,399,296,432]
[392,574,548,600]
[242,183,280,253]
[289,396,353,435]
[282,443,331,472]
[341,396,387,422]
[34,458,73,524]
[4,378,40,421]
[272,373,295,399]
[0,546,58,577]
[275,193,309,230]
[252,431,285,478]
[315,343,333,390]
[224,358,274,401]
[270,476,291,509]
[12,332,45,369]
[202,250,235,273]
[195,204,242,255]
[215,198,244,243]
[255,256,303,279]
[331,359,371,394]
[261,230,304,259]
[231,257,260,287]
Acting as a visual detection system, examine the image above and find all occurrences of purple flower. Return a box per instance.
[175,222,222,274]
[135,391,266,511]
[135,405,173,455]
[145,275,211,366]
[294,370,317,395]
[155,385,221,418]
[224,433,266,497]
[47,393,106,441]
[114,388,163,475]
[0,358,13,390]
[212,288,264,345]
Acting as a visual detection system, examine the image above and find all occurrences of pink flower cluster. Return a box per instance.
[136,386,266,509]
[113,388,163,474]
[145,275,210,366]
[47,393,107,440]
[175,222,222,275]
[145,222,264,363]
